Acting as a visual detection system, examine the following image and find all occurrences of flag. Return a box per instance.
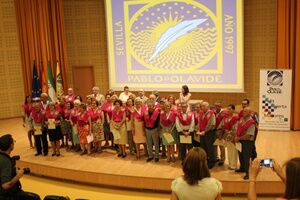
[31,62,42,98]
[55,61,64,97]
[47,62,57,102]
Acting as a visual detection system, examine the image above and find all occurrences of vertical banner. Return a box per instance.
[259,70,292,131]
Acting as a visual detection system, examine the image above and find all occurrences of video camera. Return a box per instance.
[11,155,30,174]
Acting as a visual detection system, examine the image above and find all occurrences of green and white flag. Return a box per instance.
[47,62,57,102]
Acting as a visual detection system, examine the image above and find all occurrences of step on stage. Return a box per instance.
[1,118,299,194]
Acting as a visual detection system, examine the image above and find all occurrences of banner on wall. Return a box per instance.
[259,69,292,131]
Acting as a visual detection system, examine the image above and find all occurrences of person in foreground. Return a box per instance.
[171,147,222,200]
[0,134,40,200]
[248,158,300,200]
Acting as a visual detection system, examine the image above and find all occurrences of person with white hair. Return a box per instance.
[197,101,216,169]
[65,88,76,102]
[92,86,105,106]
[135,89,148,105]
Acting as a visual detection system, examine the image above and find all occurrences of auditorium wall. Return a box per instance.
[63,0,277,111]
[0,0,24,119]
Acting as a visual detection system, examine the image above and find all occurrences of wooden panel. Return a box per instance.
[72,65,95,99]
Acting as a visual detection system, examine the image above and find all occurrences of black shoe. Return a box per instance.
[235,169,244,173]
[56,153,61,157]
[43,153,48,156]
[122,154,127,158]
[218,161,224,166]
[208,165,214,169]
[146,157,153,162]
[243,175,249,180]
[52,153,56,156]
[118,153,122,157]
[154,158,159,162]
[35,153,41,156]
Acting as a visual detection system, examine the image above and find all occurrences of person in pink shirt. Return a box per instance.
[89,99,104,153]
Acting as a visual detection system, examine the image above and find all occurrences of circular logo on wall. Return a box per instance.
[267,70,283,86]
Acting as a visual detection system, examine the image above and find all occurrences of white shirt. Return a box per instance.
[119,92,132,103]
[172,176,222,200]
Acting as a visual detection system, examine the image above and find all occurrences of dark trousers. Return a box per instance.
[179,143,192,161]
[34,129,48,155]
[238,140,254,175]
[200,130,216,168]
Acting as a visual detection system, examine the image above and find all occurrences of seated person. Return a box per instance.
[0,134,40,200]
[171,147,222,200]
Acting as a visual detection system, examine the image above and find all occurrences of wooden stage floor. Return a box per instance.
[1,118,299,194]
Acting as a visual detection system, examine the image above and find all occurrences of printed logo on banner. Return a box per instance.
[261,95,288,121]
[266,70,283,94]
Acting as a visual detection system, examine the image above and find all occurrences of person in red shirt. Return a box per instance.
[89,99,104,153]
[22,95,34,148]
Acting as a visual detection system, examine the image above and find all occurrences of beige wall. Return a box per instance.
[64,0,276,111]
[0,0,24,119]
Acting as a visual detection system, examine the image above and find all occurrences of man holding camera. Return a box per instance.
[0,134,40,200]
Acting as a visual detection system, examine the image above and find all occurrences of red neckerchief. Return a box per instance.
[160,111,176,126]
[77,111,89,126]
[112,108,125,122]
[215,109,228,129]
[177,111,193,126]
[46,110,59,120]
[224,114,239,131]
[198,110,214,131]
[32,109,45,123]
[144,108,160,128]
[89,107,102,121]
[22,103,32,117]
[133,107,144,122]
[236,117,255,137]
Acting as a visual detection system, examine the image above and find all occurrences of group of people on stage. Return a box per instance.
[22,85,258,179]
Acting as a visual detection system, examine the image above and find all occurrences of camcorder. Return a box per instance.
[12,155,30,174]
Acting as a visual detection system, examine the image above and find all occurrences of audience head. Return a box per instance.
[65,101,74,109]
[0,134,14,152]
[183,147,210,185]
[152,90,159,98]
[74,99,81,108]
[91,99,99,108]
[48,102,56,111]
[181,85,189,96]
[75,95,82,102]
[164,101,171,112]
[284,157,300,199]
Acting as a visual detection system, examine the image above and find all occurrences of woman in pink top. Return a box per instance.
[77,103,92,155]
[132,98,147,159]
[22,95,34,148]
[110,99,127,158]
[89,99,104,153]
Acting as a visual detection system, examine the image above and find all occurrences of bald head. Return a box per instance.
[201,101,210,112]
[243,106,252,118]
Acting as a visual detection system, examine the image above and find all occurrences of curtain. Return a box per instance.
[15,0,68,95]
[277,0,300,130]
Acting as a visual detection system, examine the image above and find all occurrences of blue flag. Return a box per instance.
[32,62,42,98]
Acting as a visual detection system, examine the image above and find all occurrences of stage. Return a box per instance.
[1,118,299,194]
